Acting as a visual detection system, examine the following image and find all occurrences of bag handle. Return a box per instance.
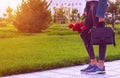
[91,5,106,28]
[91,4,115,30]
[91,5,97,28]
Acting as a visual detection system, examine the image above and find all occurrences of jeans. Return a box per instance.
[81,1,107,61]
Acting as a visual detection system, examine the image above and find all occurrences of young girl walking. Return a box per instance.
[80,0,108,74]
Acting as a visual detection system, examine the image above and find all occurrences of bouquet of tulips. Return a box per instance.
[68,22,86,33]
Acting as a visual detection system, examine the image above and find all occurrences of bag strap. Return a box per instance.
[91,5,96,28]
[113,32,116,47]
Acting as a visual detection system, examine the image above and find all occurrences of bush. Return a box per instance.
[115,24,120,34]
[14,0,52,33]
[0,21,8,27]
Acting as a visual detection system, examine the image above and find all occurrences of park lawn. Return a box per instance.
[0,24,120,76]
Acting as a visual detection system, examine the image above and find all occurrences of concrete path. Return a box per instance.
[2,60,120,78]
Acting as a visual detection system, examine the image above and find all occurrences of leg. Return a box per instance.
[85,44,106,74]
[81,3,98,64]
[81,31,97,65]
[80,31,97,72]
[98,44,107,67]
[80,1,98,72]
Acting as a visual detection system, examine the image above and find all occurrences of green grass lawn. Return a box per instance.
[0,23,120,76]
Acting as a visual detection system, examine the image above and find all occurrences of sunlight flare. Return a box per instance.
[0,0,22,17]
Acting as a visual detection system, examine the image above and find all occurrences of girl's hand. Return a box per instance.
[83,12,87,17]
[99,17,105,22]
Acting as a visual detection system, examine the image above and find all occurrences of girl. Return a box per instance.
[80,0,108,74]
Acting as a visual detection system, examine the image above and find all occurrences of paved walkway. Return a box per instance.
[2,60,120,78]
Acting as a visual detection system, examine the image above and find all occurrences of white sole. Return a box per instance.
[85,71,106,75]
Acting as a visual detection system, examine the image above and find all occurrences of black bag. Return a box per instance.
[90,27,116,46]
[88,5,116,46]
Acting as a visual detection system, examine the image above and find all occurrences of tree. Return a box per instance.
[14,0,52,33]
[70,8,81,23]
[53,7,67,24]
[3,13,7,18]
[107,0,120,28]
[4,6,13,23]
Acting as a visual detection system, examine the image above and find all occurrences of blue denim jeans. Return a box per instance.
[81,1,107,61]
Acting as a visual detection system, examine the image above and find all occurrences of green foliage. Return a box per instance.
[0,20,8,27]
[108,0,120,16]
[14,0,52,33]
[53,7,67,23]
[115,24,120,34]
[106,0,120,25]
[4,6,14,23]
[0,23,120,76]
[70,9,81,22]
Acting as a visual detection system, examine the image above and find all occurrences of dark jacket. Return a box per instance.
[84,0,108,18]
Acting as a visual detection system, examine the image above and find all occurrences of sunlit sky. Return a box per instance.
[0,0,22,17]
[0,0,114,17]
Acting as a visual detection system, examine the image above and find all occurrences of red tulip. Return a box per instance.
[77,28,82,33]
[79,22,84,27]
[72,26,77,31]
[69,22,86,33]
[68,23,74,29]
[75,23,81,29]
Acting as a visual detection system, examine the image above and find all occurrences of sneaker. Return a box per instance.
[85,65,105,74]
[80,64,95,72]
